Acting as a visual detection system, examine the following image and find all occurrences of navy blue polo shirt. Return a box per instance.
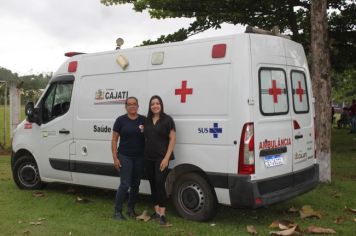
[113,114,146,157]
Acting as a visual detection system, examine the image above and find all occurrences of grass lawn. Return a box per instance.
[0,129,355,235]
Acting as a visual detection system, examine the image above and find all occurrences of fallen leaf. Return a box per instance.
[187,232,194,236]
[299,205,322,219]
[29,222,42,225]
[334,216,344,224]
[288,207,299,213]
[270,225,302,235]
[269,220,295,229]
[75,196,91,203]
[23,230,31,235]
[353,218,356,223]
[18,220,23,224]
[278,224,290,230]
[38,218,46,221]
[68,232,72,236]
[246,225,258,235]
[136,210,150,222]
[305,226,336,234]
[32,191,45,198]
[160,223,173,228]
[344,207,356,214]
[210,224,216,226]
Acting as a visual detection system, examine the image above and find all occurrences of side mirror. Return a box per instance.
[25,102,40,124]
[25,102,35,120]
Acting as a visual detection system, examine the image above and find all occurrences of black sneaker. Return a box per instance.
[159,215,167,226]
[127,209,138,218]
[113,212,126,221]
[150,212,160,220]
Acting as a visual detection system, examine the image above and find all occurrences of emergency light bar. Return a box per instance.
[65,52,86,57]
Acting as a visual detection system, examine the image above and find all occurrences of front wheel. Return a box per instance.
[172,172,217,221]
[13,155,44,189]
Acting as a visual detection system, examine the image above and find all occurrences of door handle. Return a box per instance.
[295,134,303,139]
[59,129,70,134]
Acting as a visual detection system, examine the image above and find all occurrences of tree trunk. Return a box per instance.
[310,0,331,182]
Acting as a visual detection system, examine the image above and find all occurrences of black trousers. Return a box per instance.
[145,159,169,208]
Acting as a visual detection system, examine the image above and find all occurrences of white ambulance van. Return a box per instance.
[12,32,319,221]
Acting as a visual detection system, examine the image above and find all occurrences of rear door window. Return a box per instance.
[291,70,309,113]
[259,68,289,115]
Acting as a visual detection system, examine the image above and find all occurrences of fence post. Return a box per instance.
[4,82,7,146]
[0,81,7,146]
[9,82,21,139]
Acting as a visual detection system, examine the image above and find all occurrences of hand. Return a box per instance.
[160,158,169,172]
[114,158,121,171]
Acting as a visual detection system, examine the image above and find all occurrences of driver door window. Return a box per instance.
[42,82,73,123]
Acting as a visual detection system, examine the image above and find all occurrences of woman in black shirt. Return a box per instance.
[144,95,176,226]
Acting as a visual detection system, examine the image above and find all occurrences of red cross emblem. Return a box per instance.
[268,80,282,103]
[175,80,193,103]
[295,81,304,102]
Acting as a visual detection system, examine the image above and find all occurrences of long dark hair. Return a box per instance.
[147,95,165,120]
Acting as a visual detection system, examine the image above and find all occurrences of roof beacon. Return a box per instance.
[116,38,124,50]
[245,26,291,40]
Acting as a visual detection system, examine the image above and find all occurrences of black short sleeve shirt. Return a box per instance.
[113,114,146,157]
[144,114,175,161]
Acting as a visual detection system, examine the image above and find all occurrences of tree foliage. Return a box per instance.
[0,67,51,104]
[101,0,356,71]
[331,68,356,103]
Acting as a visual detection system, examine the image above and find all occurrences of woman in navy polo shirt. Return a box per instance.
[112,97,145,220]
[144,95,176,226]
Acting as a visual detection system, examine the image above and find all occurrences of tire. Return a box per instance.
[13,155,44,189]
[173,172,217,221]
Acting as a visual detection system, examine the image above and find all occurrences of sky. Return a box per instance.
[0,0,244,76]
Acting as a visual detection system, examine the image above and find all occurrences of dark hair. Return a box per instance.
[125,96,138,106]
[147,95,165,119]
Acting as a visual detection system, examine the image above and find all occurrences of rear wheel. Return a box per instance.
[173,172,217,221]
[13,155,44,189]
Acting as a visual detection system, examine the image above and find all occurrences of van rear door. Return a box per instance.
[288,68,315,172]
[250,35,293,180]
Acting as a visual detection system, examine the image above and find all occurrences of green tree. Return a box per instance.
[0,67,51,105]
[101,0,355,72]
[332,69,356,104]
[0,67,18,105]
[19,73,51,104]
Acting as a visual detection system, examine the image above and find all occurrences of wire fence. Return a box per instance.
[0,105,24,150]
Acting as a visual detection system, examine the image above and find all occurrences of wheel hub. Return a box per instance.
[180,183,205,213]
[18,163,39,187]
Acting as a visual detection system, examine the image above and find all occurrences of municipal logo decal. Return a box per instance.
[94,89,128,105]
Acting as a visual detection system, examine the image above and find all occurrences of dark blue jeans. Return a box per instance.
[114,153,144,213]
